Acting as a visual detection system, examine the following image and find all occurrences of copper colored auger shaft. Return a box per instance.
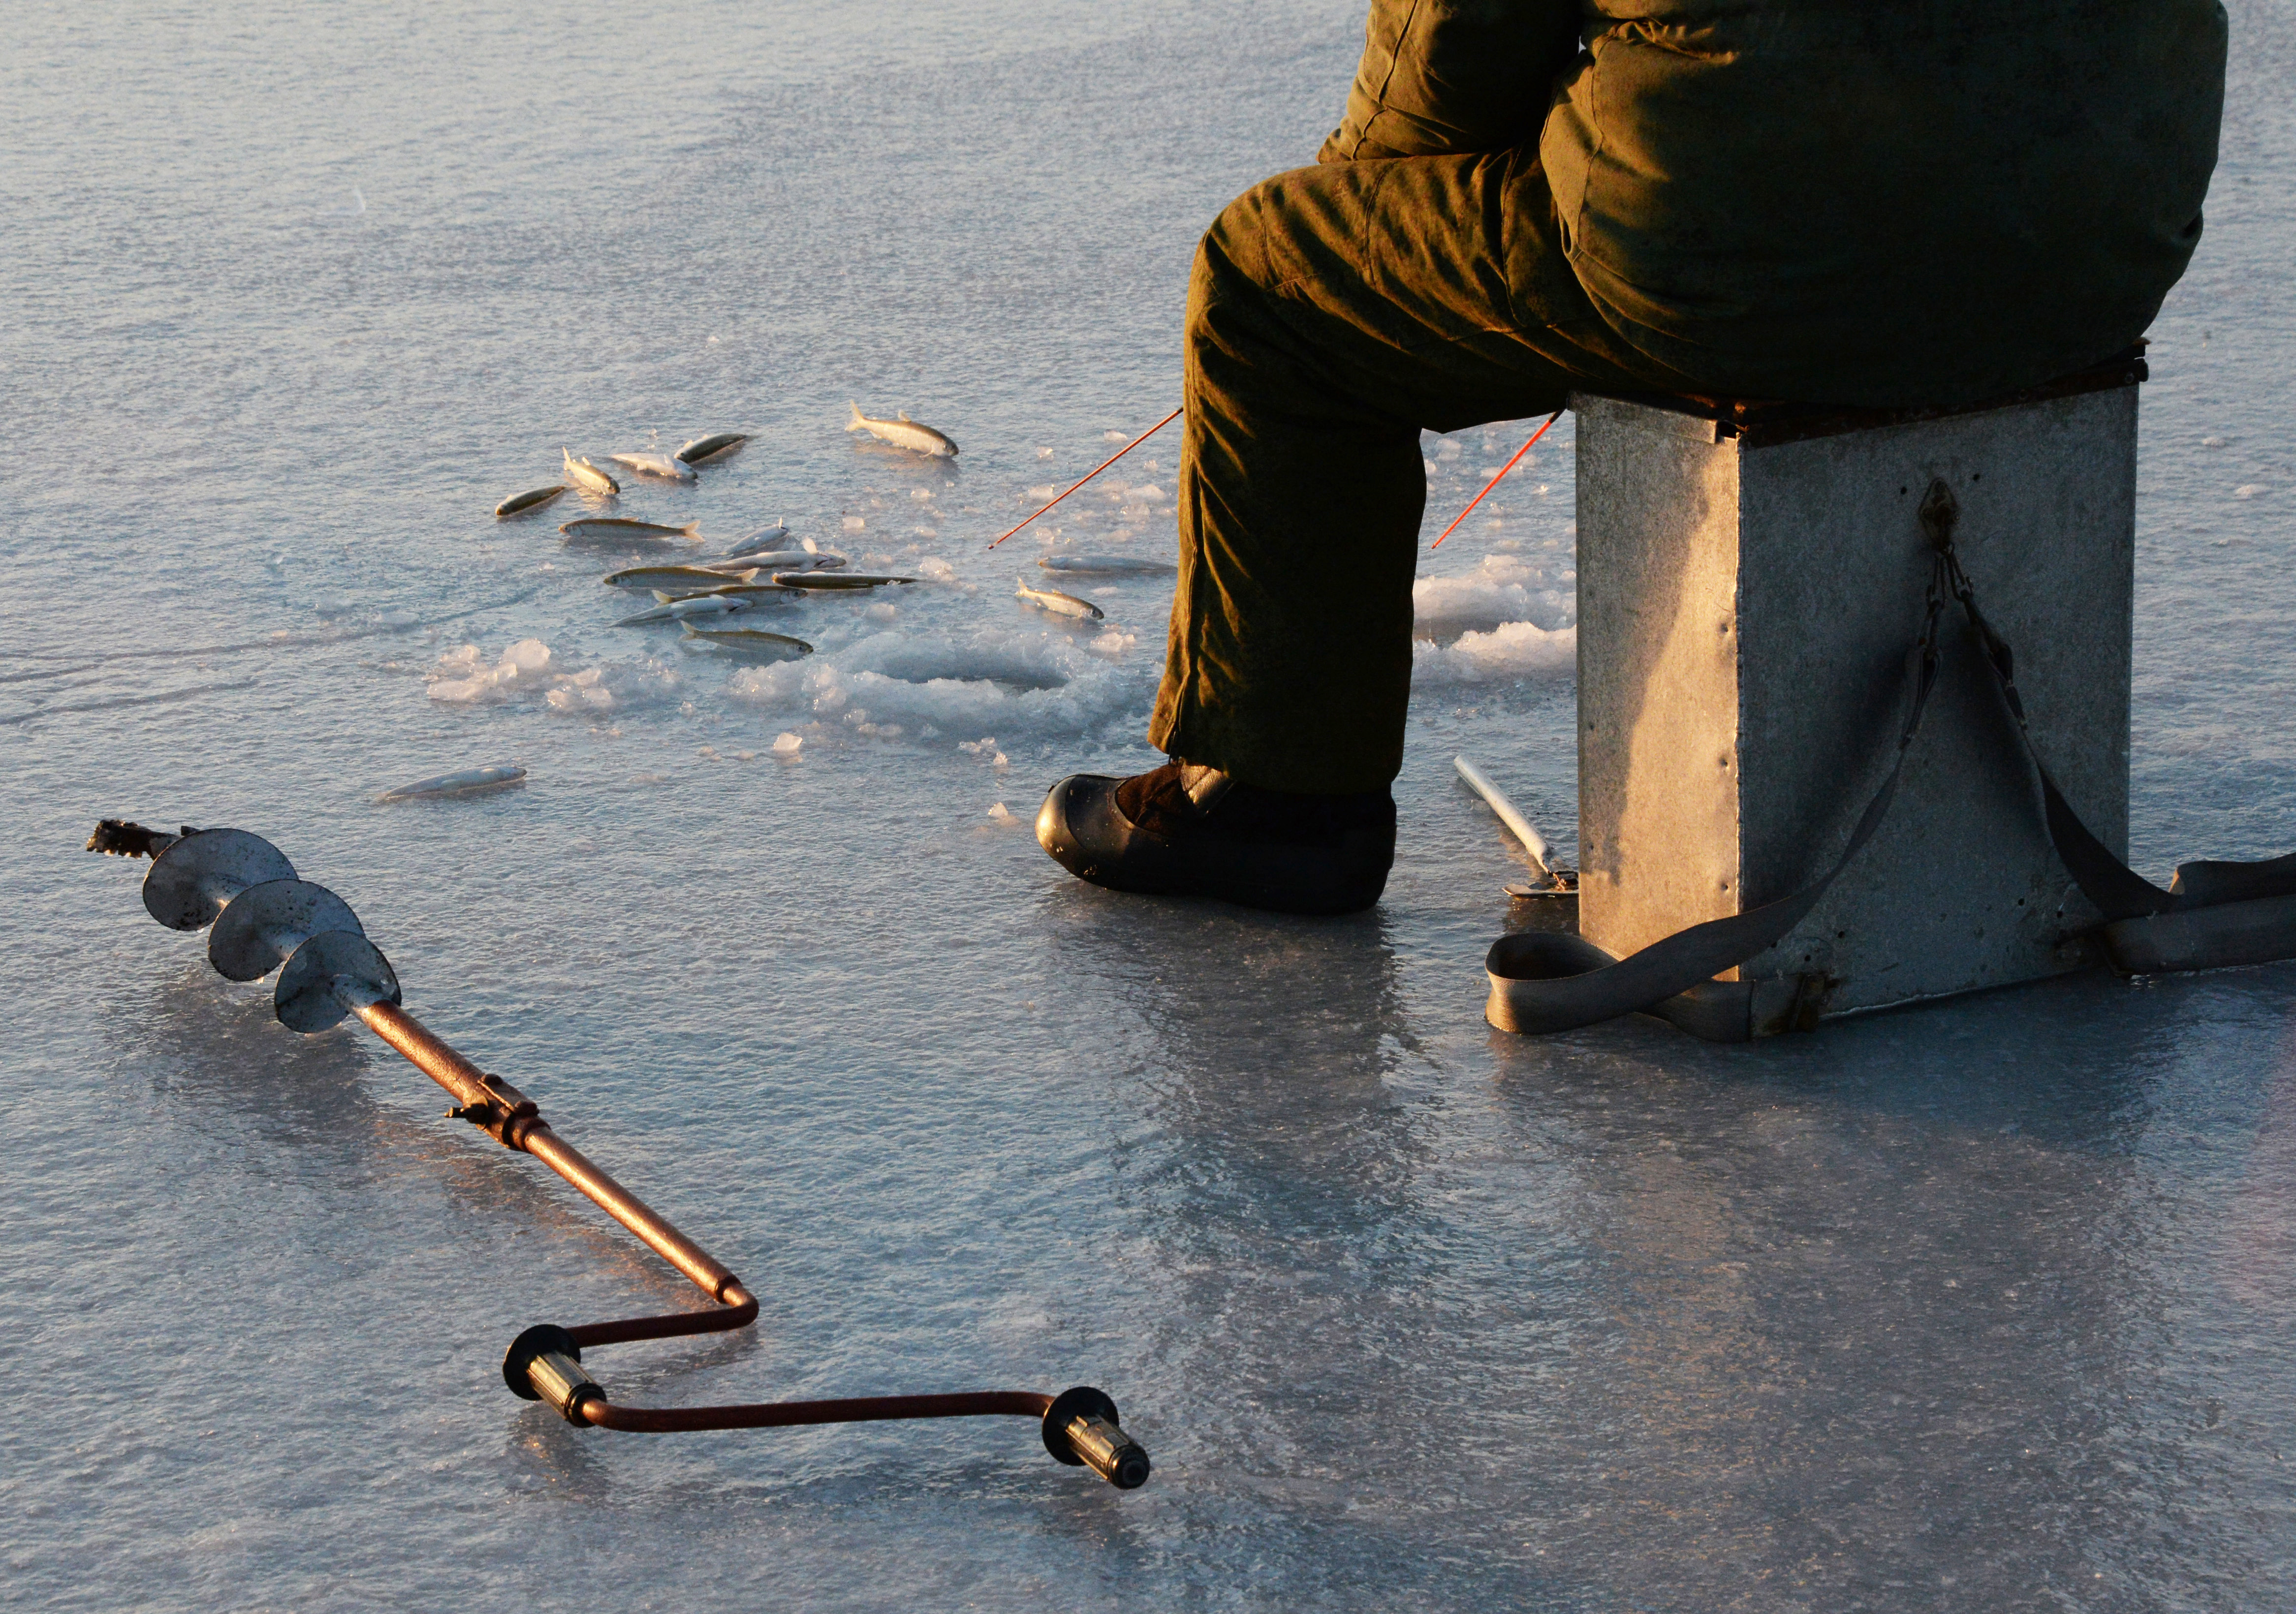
[88,819,1149,1490]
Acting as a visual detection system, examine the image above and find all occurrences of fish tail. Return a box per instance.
[682,521,702,538]
[680,623,700,636]
[848,402,866,431]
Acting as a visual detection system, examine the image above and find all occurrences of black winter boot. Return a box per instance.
[1035,761,1395,915]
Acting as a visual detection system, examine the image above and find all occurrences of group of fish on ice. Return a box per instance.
[380,405,1179,804]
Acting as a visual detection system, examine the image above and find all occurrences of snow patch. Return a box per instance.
[1413,620,1575,685]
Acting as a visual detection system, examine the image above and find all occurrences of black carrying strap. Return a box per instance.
[1932,507,2296,973]
[1485,533,1950,1040]
[1487,480,2296,1038]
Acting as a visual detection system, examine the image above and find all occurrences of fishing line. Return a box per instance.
[988,407,1183,549]
[1430,410,1563,550]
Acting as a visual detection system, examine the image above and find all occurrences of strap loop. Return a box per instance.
[1489,478,2296,1037]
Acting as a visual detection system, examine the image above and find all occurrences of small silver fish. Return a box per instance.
[602,564,758,590]
[705,550,802,571]
[1038,554,1178,576]
[495,485,567,519]
[562,518,703,545]
[1015,578,1104,620]
[375,764,526,803]
[610,450,697,482]
[721,522,792,557]
[651,583,796,602]
[563,449,621,495]
[848,402,957,458]
[677,433,750,466]
[705,551,845,574]
[771,572,916,590]
[679,624,814,658]
[615,594,759,627]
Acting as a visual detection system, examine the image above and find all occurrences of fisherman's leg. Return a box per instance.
[1039,150,1677,912]
[1151,152,1678,791]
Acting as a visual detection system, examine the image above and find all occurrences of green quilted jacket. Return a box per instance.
[1321,1,2227,405]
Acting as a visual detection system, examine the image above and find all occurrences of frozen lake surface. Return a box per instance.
[5,2,2293,1607]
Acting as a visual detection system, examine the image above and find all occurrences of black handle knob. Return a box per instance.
[1041,1386,1150,1490]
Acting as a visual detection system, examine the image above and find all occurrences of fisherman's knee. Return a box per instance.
[1198,174,1301,302]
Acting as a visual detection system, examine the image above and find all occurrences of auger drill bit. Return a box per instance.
[88,820,1150,1490]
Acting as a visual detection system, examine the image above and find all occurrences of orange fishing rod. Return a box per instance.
[1430,410,1563,549]
[988,408,1183,548]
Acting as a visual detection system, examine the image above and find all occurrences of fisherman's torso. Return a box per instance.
[1541,0,2228,404]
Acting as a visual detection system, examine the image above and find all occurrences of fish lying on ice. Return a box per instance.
[563,449,621,496]
[721,522,792,557]
[706,550,802,571]
[705,551,843,574]
[1038,554,1179,576]
[562,518,704,548]
[375,764,527,803]
[679,624,814,659]
[651,582,795,603]
[615,593,762,627]
[848,403,957,458]
[601,564,758,590]
[609,450,697,482]
[770,571,916,590]
[1015,578,1105,621]
[677,433,749,466]
[495,485,567,519]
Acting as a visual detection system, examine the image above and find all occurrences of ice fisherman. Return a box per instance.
[1036,0,2227,914]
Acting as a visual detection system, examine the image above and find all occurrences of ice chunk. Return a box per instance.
[502,638,551,673]
[1414,553,1573,633]
[724,623,1152,741]
[772,732,803,754]
[428,679,487,704]
[988,802,1015,821]
[1413,620,1575,685]
[843,516,866,530]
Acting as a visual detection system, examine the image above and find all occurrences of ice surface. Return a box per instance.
[6,1,2295,1609]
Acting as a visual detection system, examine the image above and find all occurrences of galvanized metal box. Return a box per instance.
[1571,372,2139,1027]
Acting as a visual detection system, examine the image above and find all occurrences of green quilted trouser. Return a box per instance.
[1147,148,1684,795]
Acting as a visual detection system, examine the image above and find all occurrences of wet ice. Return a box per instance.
[5,1,2294,1609]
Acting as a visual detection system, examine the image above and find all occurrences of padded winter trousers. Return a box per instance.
[1148,148,1688,794]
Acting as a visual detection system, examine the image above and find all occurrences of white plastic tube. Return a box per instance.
[1453,756,1552,875]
